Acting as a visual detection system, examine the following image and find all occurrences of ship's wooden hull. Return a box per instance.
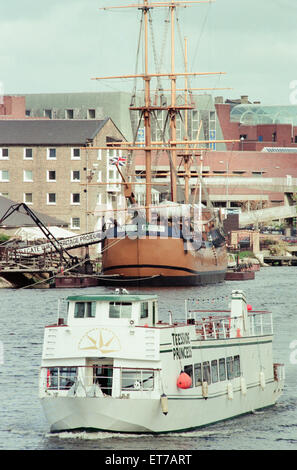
[101,236,227,286]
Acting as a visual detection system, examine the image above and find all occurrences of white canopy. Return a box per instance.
[14,226,77,241]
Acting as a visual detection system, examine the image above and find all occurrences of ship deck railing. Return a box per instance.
[39,365,159,397]
[185,309,273,340]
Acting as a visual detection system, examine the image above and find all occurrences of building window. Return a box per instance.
[71,170,80,181]
[26,109,31,117]
[24,170,33,182]
[71,193,80,205]
[0,171,9,182]
[97,170,102,182]
[88,109,96,119]
[0,148,9,159]
[47,148,56,159]
[97,149,102,161]
[24,193,33,204]
[0,192,9,197]
[252,171,264,177]
[71,217,80,229]
[97,193,102,205]
[44,109,52,118]
[24,148,33,159]
[47,170,56,182]
[71,148,80,160]
[47,193,56,204]
[65,109,74,119]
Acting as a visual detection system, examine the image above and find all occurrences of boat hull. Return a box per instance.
[55,275,98,288]
[41,381,282,434]
[225,271,255,281]
[101,237,227,286]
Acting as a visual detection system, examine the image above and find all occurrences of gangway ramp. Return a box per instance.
[15,230,104,256]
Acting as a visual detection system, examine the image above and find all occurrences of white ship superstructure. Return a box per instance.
[39,290,284,433]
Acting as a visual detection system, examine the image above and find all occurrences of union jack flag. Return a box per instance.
[110,155,127,166]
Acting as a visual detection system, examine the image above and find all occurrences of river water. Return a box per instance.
[0,266,296,451]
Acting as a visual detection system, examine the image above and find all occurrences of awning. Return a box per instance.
[14,226,77,241]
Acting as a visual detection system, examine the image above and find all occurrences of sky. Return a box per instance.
[1,0,297,106]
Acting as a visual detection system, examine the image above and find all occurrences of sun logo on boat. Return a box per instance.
[78,328,121,354]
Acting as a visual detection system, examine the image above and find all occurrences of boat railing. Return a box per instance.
[186,309,273,339]
[39,365,158,397]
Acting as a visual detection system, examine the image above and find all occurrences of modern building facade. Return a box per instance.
[23,91,226,150]
[134,148,297,213]
[215,96,297,151]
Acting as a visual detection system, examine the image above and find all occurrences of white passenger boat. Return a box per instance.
[39,289,284,433]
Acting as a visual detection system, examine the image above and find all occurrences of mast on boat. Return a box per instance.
[93,0,237,224]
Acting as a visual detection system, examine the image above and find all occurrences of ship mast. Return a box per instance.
[93,1,233,221]
[169,2,177,203]
[143,0,152,219]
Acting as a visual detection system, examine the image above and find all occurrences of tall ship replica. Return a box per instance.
[94,0,234,286]
[39,289,284,433]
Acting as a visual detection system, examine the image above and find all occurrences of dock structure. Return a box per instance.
[263,255,297,266]
[0,237,99,288]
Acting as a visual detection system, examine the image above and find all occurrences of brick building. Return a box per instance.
[134,148,297,211]
[0,119,126,240]
[215,96,297,151]
[0,96,28,119]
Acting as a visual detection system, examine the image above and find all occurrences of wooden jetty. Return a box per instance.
[263,255,297,266]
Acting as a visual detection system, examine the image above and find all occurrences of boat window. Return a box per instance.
[234,355,241,378]
[121,369,154,391]
[141,302,149,318]
[194,363,202,386]
[202,361,211,384]
[184,364,193,388]
[226,356,234,380]
[93,365,113,396]
[211,360,219,383]
[46,367,77,390]
[74,302,96,318]
[109,302,132,319]
[219,358,226,381]
[152,301,156,325]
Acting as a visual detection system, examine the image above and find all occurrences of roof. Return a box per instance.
[66,294,158,302]
[230,104,297,126]
[0,196,68,228]
[0,119,109,145]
